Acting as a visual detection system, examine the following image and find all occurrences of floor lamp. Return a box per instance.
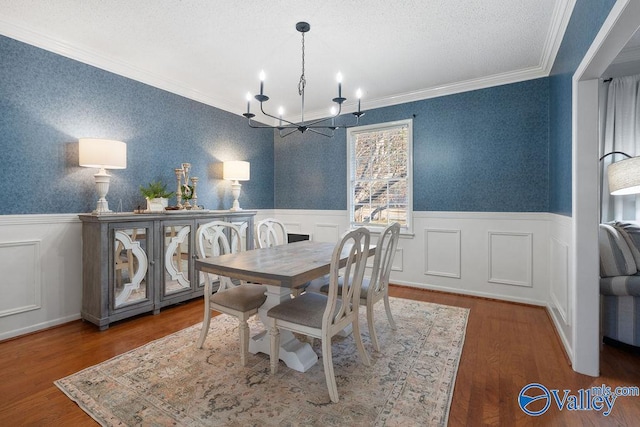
[602,151,640,196]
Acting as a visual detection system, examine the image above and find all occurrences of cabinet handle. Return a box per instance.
[149,260,155,266]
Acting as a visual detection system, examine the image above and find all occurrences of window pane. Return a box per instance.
[353,181,371,205]
[354,204,373,223]
[355,157,372,179]
[348,120,412,230]
[389,180,406,204]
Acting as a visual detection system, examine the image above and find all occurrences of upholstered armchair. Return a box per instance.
[598,221,640,348]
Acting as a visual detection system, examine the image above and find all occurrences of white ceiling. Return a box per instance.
[0,0,575,124]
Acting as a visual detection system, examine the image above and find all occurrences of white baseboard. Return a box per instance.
[0,313,81,341]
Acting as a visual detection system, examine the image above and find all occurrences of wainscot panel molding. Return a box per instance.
[274,209,551,307]
[0,240,41,317]
[546,213,574,364]
[0,214,82,341]
[487,231,533,287]
[550,236,570,326]
[424,229,461,279]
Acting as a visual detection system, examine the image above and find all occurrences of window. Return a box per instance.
[347,119,413,232]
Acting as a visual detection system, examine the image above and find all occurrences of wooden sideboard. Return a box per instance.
[79,210,256,330]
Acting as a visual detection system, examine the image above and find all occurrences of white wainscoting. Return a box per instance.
[0,214,83,341]
[547,213,573,363]
[0,210,574,356]
[0,240,42,317]
[487,231,533,287]
[273,210,552,306]
[424,228,461,278]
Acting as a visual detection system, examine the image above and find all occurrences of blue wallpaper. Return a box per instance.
[276,78,550,212]
[548,0,616,215]
[1,1,619,216]
[0,35,274,214]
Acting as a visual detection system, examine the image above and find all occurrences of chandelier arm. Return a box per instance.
[247,121,276,129]
[247,118,297,129]
[296,103,343,128]
[259,102,298,127]
[279,127,303,138]
[307,127,335,137]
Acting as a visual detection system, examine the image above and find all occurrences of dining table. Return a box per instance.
[195,239,375,373]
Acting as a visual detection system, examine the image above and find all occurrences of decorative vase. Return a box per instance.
[146,197,168,212]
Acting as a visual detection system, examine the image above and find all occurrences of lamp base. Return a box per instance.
[229,181,243,211]
[93,199,112,215]
[92,169,113,215]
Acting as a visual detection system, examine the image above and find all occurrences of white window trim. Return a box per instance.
[347,118,414,235]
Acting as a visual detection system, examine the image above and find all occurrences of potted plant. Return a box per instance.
[140,181,174,212]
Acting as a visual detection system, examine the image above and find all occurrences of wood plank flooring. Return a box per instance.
[1,286,638,426]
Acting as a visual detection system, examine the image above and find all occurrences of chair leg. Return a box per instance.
[383,293,397,330]
[239,320,249,367]
[196,306,212,349]
[367,302,380,352]
[353,317,371,367]
[321,337,339,403]
[269,323,280,374]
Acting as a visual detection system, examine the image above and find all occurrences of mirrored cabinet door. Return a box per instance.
[163,223,192,296]
[113,226,150,309]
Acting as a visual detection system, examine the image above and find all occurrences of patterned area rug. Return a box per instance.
[55,298,469,426]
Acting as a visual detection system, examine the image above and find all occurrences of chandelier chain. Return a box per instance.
[298,31,306,96]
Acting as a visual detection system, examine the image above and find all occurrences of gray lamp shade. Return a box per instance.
[608,156,640,195]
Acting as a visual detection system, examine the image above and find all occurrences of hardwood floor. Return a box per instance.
[1,286,638,426]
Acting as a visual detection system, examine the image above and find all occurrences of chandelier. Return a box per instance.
[243,22,365,138]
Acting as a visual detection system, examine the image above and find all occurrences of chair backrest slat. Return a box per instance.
[368,223,400,299]
[324,227,370,329]
[196,220,243,291]
[255,218,288,248]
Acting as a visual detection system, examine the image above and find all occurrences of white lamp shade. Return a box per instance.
[608,156,640,195]
[79,138,127,169]
[223,160,250,181]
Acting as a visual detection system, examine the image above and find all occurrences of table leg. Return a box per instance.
[248,284,318,372]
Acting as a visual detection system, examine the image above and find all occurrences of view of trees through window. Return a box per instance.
[348,120,411,228]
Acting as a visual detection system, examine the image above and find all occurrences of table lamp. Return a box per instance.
[79,138,127,214]
[223,160,250,211]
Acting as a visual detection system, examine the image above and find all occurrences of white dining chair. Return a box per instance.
[267,227,371,403]
[317,222,400,352]
[255,218,287,249]
[255,218,309,296]
[196,220,266,366]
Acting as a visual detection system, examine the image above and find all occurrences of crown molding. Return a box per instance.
[0,1,576,124]
[0,18,239,115]
[541,0,577,73]
[295,65,550,123]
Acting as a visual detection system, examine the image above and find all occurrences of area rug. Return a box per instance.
[55,298,469,426]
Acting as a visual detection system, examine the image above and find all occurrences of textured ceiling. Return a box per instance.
[0,0,574,124]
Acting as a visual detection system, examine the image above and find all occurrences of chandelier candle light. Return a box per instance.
[243,22,365,138]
